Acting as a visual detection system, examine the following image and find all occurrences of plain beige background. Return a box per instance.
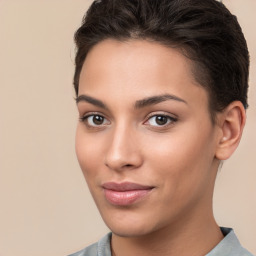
[0,0,255,255]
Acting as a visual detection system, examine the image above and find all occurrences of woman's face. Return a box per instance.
[76,39,221,237]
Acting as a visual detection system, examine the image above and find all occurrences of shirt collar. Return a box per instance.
[206,227,244,256]
[97,227,248,256]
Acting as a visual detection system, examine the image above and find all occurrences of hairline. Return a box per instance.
[75,36,219,124]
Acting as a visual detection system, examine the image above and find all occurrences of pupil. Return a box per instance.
[93,115,104,125]
[156,116,167,125]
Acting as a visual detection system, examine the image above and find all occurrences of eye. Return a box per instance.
[146,114,177,127]
[80,114,110,127]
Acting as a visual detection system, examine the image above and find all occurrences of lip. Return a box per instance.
[102,182,154,206]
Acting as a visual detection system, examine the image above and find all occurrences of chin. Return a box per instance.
[100,211,160,238]
[108,224,153,238]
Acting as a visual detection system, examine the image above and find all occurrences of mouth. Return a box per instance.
[102,182,154,206]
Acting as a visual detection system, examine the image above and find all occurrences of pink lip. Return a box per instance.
[102,182,154,206]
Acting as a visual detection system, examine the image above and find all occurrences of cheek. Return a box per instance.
[75,126,103,181]
[144,122,215,188]
[145,133,205,170]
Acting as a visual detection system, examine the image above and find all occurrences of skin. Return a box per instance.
[75,39,246,256]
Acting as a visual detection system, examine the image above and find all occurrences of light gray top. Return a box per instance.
[69,227,254,256]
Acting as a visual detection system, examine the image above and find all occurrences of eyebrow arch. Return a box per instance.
[134,94,187,109]
[76,94,109,110]
[76,93,187,110]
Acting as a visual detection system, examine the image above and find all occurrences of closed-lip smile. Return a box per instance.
[102,182,154,206]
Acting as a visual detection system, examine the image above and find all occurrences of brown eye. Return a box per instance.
[155,116,168,125]
[146,114,177,127]
[92,115,104,125]
[80,114,110,127]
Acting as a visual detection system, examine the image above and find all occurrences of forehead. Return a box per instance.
[81,39,197,86]
[79,39,209,110]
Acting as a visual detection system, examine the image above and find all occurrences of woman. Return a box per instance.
[69,0,253,255]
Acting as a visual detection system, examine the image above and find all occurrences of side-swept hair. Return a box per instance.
[74,0,249,118]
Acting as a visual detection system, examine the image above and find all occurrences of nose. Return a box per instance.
[104,124,143,172]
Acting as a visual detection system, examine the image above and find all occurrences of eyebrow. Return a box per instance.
[134,94,187,109]
[76,94,109,110]
[76,93,187,110]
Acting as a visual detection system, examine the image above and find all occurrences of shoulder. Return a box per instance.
[206,227,254,256]
[68,242,98,256]
[68,233,112,256]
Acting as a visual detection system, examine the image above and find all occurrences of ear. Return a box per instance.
[215,101,246,160]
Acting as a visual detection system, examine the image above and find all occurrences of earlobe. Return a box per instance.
[215,101,246,160]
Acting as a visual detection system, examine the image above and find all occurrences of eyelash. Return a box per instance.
[79,112,110,129]
[79,112,178,129]
[145,113,178,128]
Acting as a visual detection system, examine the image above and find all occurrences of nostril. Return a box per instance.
[105,160,137,171]
[104,143,143,171]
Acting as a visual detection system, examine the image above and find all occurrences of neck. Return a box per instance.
[111,209,223,256]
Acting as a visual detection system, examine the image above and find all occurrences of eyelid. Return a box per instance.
[80,111,109,120]
[145,111,178,119]
[145,111,178,122]
[79,112,111,127]
[144,112,178,127]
